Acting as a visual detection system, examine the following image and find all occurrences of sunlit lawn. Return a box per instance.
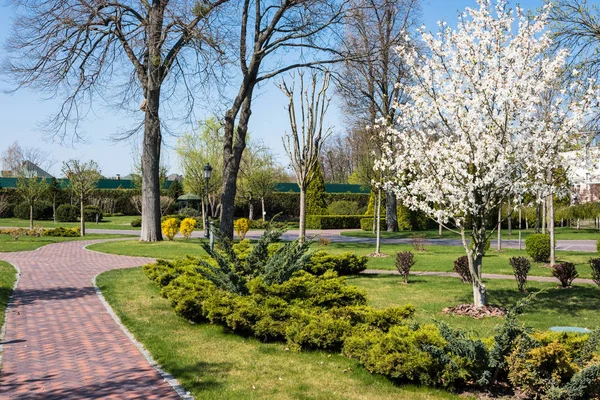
[0,215,141,230]
[0,233,137,252]
[0,261,16,329]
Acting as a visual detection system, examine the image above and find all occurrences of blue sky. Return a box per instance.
[0,0,554,176]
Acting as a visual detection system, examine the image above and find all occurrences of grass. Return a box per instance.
[0,215,141,230]
[97,267,465,400]
[0,233,137,252]
[349,274,600,337]
[0,261,17,329]
[88,240,598,279]
[341,226,600,240]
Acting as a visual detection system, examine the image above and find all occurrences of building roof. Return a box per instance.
[177,193,202,201]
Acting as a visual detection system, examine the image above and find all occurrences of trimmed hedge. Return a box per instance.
[306,215,363,229]
[83,205,104,222]
[56,204,78,222]
[360,217,387,231]
[13,201,53,220]
[525,234,551,263]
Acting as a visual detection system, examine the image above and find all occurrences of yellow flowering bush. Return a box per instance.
[234,218,250,240]
[180,218,196,240]
[161,217,179,241]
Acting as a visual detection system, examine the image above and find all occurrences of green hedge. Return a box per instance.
[306,215,363,229]
[360,217,387,231]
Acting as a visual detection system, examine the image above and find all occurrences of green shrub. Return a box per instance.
[249,219,269,229]
[285,311,353,352]
[360,217,387,231]
[327,200,363,215]
[525,234,551,263]
[306,215,364,229]
[306,250,368,276]
[130,218,142,227]
[14,201,53,220]
[43,227,80,237]
[83,205,103,222]
[55,204,78,222]
[179,207,201,218]
[597,238,600,253]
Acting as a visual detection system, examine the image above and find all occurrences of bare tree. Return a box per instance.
[1,141,55,176]
[4,0,227,242]
[280,71,332,242]
[62,159,101,236]
[319,134,354,183]
[337,0,421,232]
[217,0,348,239]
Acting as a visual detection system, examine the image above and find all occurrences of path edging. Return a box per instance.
[92,274,193,400]
[0,260,22,370]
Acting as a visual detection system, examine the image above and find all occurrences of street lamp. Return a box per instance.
[204,163,213,238]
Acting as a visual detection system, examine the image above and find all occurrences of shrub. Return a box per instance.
[552,262,578,288]
[249,219,269,229]
[55,204,78,222]
[43,227,80,237]
[509,256,531,292]
[453,256,472,283]
[395,251,415,283]
[525,234,551,263]
[318,237,331,246]
[83,205,103,222]
[179,207,201,218]
[327,200,362,215]
[234,218,250,239]
[360,217,386,231]
[307,215,363,229]
[180,218,196,239]
[161,217,179,240]
[412,235,428,252]
[130,218,142,227]
[13,201,53,220]
[590,258,600,286]
[597,238,600,253]
[306,251,368,276]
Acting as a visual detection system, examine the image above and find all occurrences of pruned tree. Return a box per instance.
[16,175,49,230]
[4,0,228,242]
[319,134,354,183]
[337,0,421,233]
[377,0,598,307]
[62,160,101,236]
[280,71,332,242]
[218,0,348,239]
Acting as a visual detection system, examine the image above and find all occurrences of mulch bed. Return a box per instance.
[442,304,507,319]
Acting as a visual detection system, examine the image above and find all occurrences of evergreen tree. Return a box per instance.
[167,179,184,200]
[306,162,328,216]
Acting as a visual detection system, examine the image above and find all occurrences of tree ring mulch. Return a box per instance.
[442,304,507,319]
[367,252,390,258]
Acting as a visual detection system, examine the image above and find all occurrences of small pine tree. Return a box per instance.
[167,179,184,200]
[306,162,328,216]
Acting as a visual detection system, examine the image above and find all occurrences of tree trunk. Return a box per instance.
[507,198,512,236]
[140,7,165,242]
[460,227,487,307]
[53,197,56,224]
[438,220,442,236]
[220,94,253,239]
[248,199,254,220]
[29,203,33,230]
[385,190,398,232]
[549,194,555,266]
[80,198,85,237]
[497,205,502,251]
[542,198,546,234]
[535,201,540,233]
[375,188,382,254]
[261,197,266,221]
[299,187,306,243]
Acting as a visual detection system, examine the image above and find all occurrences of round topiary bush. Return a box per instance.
[525,234,551,263]
[130,218,142,227]
[83,205,103,222]
[56,204,78,222]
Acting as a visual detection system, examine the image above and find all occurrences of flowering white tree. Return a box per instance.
[377,0,598,307]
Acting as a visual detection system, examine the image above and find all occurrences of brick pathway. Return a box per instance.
[0,240,180,400]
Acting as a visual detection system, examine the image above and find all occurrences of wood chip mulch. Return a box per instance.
[442,304,507,319]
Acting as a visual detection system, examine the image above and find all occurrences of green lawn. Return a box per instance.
[0,261,17,329]
[341,226,600,241]
[349,274,600,337]
[88,240,598,279]
[0,215,141,230]
[0,233,137,252]
[97,267,466,400]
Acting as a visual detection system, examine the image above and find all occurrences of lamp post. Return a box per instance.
[204,163,212,238]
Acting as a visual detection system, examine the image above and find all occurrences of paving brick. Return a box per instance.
[0,240,178,399]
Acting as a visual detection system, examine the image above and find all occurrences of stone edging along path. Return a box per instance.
[0,240,184,399]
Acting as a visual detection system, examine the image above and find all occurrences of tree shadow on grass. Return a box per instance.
[166,361,233,393]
